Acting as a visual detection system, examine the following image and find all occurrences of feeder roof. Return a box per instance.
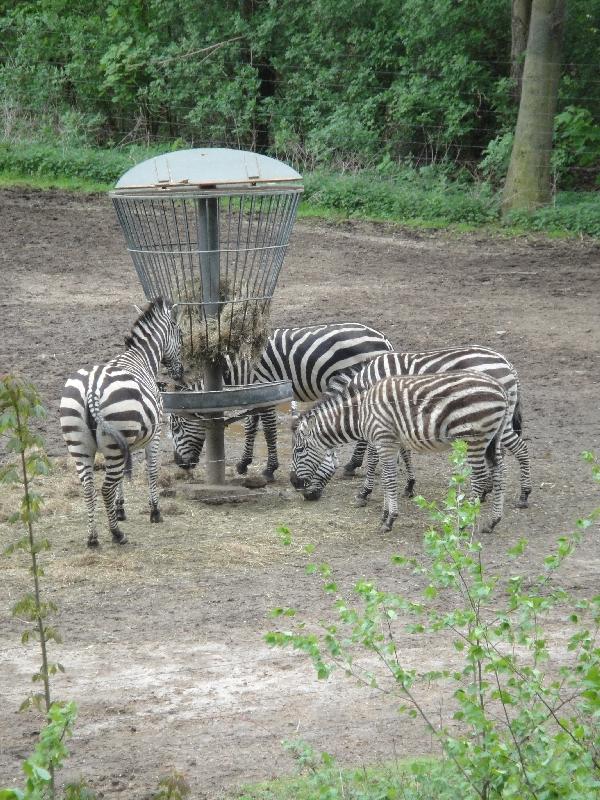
[112,148,302,191]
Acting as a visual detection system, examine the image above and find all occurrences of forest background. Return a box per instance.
[0,0,599,232]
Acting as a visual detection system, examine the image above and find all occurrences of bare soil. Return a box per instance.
[1,187,599,798]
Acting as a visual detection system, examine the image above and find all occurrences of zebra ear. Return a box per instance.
[169,302,182,324]
[328,372,353,393]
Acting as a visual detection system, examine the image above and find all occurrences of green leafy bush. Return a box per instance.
[267,443,600,800]
[1,376,94,800]
[506,193,600,238]
[303,169,499,225]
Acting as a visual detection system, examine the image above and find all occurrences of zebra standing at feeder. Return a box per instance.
[60,299,183,547]
[171,322,395,478]
[308,346,531,507]
[290,371,511,533]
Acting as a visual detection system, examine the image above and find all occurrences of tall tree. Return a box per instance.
[503,0,566,214]
[510,0,532,102]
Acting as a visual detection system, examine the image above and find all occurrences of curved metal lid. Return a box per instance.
[113,148,302,191]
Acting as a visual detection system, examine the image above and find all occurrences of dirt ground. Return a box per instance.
[0,187,599,798]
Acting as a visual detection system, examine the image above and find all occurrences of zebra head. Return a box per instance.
[129,299,185,382]
[170,413,206,470]
[290,417,339,500]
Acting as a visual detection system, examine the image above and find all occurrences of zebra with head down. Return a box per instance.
[291,370,511,533]
[170,322,395,478]
[294,345,531,510]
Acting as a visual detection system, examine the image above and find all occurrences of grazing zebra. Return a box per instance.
[310,346,532,508]
[171,322,394,478]
[60,299,183,547]
[290,371,511,533]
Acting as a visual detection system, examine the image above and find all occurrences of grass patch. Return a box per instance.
[0,141,598,237]
[0,170,113,193]
[231,755,454,800]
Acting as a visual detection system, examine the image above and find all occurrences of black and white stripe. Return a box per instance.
[60,299,183,547]
[290,371,511,533]
[171,323,394,478]
[318,345,532,507]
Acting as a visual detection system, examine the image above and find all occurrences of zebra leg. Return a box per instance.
[145,434,163,524]
[379,452,399,533]
[260,407,279,482]
[236,413,260,475]
[356,445,378,506]
[481,450,506,533]
[74,459,99,547]
[502,429,532,508]
[343,440,368,477]
[399,448,416,497]
[115,480,126,521]
[101,459,128,544]
[467,447,490,506]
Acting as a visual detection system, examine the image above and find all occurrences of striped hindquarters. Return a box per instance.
[60,363,161,459]
[251,323,394,401]
[348,346,519,424]
[360,372,509,453]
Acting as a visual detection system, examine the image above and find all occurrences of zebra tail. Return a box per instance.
[486,400,512,468]
[87,392,133,479]
[512,393,523,436]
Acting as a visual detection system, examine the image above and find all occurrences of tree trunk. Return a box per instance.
[511,0,532,103]
[502,0,565,214]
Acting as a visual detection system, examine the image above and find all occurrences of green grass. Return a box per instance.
[0,171,113,193]
[230,756,456,800]
[1,140,598,237]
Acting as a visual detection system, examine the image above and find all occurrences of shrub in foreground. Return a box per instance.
[268,442,600,800]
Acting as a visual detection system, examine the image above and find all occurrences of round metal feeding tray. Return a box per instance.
[110,148,302,485]
[161,380,293,417]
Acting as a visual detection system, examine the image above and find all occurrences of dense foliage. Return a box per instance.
[1,0,599,181]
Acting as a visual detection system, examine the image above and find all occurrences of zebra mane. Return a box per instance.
[326,364,363,394]
[298,379,361,427]
[125,297,170,349]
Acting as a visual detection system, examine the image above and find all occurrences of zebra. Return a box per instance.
[59,299,183,547]
[290,371,511,533]
[302,345,532,508]
[170,322,394,478]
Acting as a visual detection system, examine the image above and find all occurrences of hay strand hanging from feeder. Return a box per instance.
[181,298,270,370]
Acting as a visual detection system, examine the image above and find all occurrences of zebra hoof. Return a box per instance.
[342,467,357,479]
[87,537,99,548]
[480,518,501,534]
[380,521,393,534]
[116,508,126,521]
[111,528,128,544]
[404,480,416,498]
[517,492,531,509]
[262,469,276,483]
[150,509,162,523]
[355,495,368,507]
[236,461,249,475]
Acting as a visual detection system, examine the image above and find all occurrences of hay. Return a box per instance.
[181,297,269,372]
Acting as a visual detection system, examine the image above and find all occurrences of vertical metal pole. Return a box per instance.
[197,196,226,484]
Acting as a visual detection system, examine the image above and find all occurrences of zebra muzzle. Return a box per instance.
[303,486,323,501]
[174,450,198,470]
[289,471,306,490]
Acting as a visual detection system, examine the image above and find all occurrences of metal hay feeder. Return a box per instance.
[110,148,302,485]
